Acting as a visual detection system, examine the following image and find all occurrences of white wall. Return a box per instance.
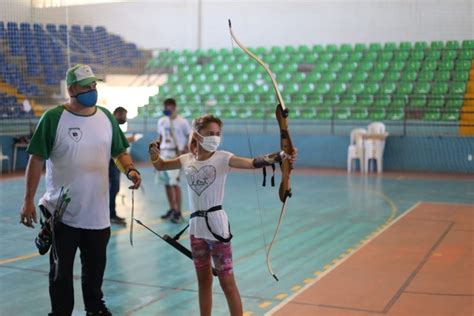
[2,0,473,50]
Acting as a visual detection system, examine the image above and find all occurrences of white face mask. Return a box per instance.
[197,132,221,152]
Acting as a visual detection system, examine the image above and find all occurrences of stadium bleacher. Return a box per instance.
[143,40,474,125]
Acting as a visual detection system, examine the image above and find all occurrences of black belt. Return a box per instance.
[190,205,232,242]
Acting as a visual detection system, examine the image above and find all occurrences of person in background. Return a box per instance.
[109,106,136,225]
[19,64,141,316]
[156,98,191,223]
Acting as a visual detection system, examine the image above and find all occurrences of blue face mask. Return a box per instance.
[74,90,98,107]
[163,109,172,116]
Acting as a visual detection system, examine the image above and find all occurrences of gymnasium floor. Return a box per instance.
[0,167,472,315]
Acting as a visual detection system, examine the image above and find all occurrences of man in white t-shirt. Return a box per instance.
[156,98,191,223]
[19,64,141,316]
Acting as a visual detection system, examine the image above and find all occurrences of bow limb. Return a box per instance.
[229,19,295,281]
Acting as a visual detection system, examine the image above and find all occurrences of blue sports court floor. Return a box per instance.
[0,167,472,315]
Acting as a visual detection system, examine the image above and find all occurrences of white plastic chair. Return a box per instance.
[347,128,366,172]
[0,145,11,174]
[364,122,387,173]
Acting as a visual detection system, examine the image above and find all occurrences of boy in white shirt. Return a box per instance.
[156,98,191,223]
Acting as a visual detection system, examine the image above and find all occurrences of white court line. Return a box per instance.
[266,201,422,316]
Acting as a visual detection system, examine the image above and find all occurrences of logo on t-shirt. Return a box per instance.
[185,165,216,196]
[68,127,82,142]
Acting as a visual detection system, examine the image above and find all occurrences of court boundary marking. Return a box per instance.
[266,201,421,315]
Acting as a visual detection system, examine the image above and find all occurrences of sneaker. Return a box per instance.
[35,224,52,255]
[170,211,184,224]
[110,215,126,226]
[160,209,175,220]
[86,307,112,315]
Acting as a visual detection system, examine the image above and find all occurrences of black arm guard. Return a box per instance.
[252,151,283,168]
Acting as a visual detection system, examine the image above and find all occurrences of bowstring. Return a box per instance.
[229,33,270,265]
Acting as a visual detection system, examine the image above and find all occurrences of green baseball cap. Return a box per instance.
[66,64,101,87]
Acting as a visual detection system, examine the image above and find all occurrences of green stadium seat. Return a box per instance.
[450,82,466,94]
[401,70,418,82]
[315,83,331,94]
[422,60,438,71]
[380,82,397,94]
[337,71,353,82]
[326,44,338,53]
[455,60,472,71]
[335,107,351,119]
[319,52,334,63]
[293,72,307,82]
[328,62,343,72]
[221,73,235,83]
[334,52,349,62]
[370,108,386,120]
[369,43,382,51]
[384,42,397,51]
[290,53,306,64]
[445,98,463,108]
[405,61,422,71]
[399,42,413,50]
[368,71,385,82]
[308,94,324,106]
[341,94,357,107]
[240,83,256,94]
[430,41,444,50]
[359,95,374,107]
[277,53,291,63]
[359,61,374,72]
[351,108,369,120]
[458,50,473,60]
[317,107,333,119]
[353,71,369,82]
[348,52,363,62]
[394,51,410,61]
[391,61,405,71]
[391,95,408,107]
[291,93,308,105]
[446,40,460,50]
[300,83,316,93]
[321,71,337,82]
[434,71,451,82]
[417,70,434,82]
[354,43,367,52]
[425,50,441,61]
[462,40,474,48]
[442,109,460,121]
[410,95,427,107]
[409,50,425,61]
[442,50,458,60]
[414,82,431,94]
[347,82,365,95]
[379,52,394,62]
[427,97,445,108]
[438,60,454,71]
[386,108,405,120]
[277,73,292,83]
[270,46,283,55]
[374,95,391,107]
[423,109,441,121]
[342,62,359,72]
[305,54,318,64]
[329,83,347,94]
[365,82,380,94]
[301,108,318,120]
[297,45,310,54]
[452,71,469,82]
[397,82,414,94]
[307,72,322,82]
[374,61,390,71]
[323,94,340,106]
[385,71,401,82]
[284,45,297,54]
[314,62,329,72]
[210,84,226,94]
[363,51,378,62]
[414,41,428,50]
[340,44,353,52]
[312,44,324,53]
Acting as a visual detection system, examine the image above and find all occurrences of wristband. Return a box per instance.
[126,168,140,180]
